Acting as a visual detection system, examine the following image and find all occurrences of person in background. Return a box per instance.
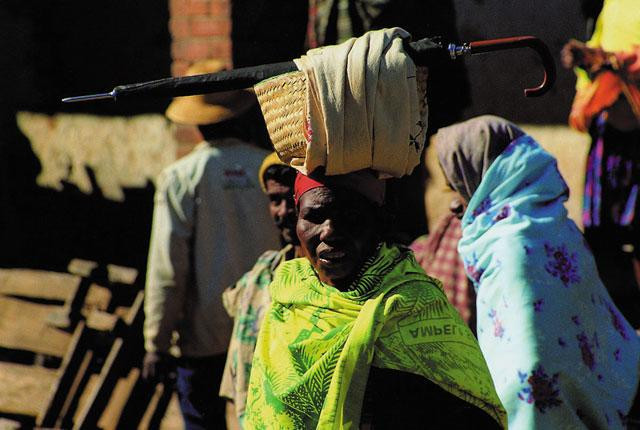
[561,0,640,327]
[219,153,301,429]
[409,207,476,333]
[436,115,640,429]
[141,60,280,429]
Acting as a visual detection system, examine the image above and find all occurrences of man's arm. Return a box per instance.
[143,170,194,376]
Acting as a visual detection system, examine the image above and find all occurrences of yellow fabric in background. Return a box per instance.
[576,0,640,90]
[244,243,506,429]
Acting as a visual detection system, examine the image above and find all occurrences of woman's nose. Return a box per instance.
[319,218,340,242]
[276,200,287,218]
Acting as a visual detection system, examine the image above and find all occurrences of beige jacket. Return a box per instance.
[143,139,279,357]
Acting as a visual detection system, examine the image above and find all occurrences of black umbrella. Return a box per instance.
[62,35,556,103]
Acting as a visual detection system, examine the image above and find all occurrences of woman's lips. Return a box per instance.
[318,249,347,264]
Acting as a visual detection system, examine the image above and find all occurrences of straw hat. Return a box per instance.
[165,59,256,125]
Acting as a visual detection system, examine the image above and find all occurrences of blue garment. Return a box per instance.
[458,135,640,429]
[176,354,226,430]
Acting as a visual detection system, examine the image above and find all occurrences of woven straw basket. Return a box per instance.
[254,67,429,167]
[254,71,308,165]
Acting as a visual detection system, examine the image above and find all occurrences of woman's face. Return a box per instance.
[296,186,379,288]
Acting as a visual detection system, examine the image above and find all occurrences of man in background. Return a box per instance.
[142,60,279,429]
[219,153,300,429]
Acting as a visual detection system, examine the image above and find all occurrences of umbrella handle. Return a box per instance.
[447,36,556,97]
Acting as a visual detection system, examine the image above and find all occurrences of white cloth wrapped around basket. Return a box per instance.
[254,27,428,179]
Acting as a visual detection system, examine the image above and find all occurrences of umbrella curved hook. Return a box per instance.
[449,36,556,97]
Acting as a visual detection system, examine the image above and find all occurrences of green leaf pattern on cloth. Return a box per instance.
[245,243,506,429]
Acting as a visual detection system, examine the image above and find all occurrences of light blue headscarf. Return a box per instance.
[437,116,640,429]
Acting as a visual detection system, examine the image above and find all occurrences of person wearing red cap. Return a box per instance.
[243,168,506,429]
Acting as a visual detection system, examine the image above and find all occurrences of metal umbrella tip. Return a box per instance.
[61,92,115,103]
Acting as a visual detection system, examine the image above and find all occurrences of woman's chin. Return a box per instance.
[317,261,356,287]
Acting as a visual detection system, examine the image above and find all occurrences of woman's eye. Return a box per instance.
[302,209,323,224]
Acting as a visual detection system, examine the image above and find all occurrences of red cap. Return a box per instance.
[293,170,386,207]
[294,172,325,206]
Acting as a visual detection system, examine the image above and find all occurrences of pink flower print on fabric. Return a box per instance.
[472,197,493,218]
[304,117,313,144]
[464,255,484,287]
[492,205,511,223]
[517,365,563,413]
[544,243,581,287]
[488,309,504,338]
[576,332,596,371]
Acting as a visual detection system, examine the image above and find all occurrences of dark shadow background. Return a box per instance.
[0,0,172,272]
[0,0,591,271]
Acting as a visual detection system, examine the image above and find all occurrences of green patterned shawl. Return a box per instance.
[245,243,506,429]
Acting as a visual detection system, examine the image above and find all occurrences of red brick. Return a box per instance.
[209,0,230,18]
[209,39,232,60]
[171,60,190,77]
[169,17,190,39]
[172,39,211,62]
[185,0,210,15]
[191,17,231,37]
[169,0,189,16]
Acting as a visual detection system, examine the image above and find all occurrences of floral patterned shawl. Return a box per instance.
[244,243,506,429]
[449,132,640,429]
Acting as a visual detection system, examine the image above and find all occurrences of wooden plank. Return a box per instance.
[98,368,140,430]
[37,321,90,428]
[138,382,175,430]
[0,362,58,416]
[85,310,118,332]
[72,338,125,430]
[0,269,80,302]
[0,296,70,356]
[67,259,98,279]
[159,394,183,430]
[116,369,158,428]
[0,418,21,430]
[57,350,94,429]
[107,264,138,286]
[84,284,112,312]
[67,259,138,286]
[47,283,112,330]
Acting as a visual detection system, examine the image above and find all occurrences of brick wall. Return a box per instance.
[168,0,233,155]
[169,0,232,76]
